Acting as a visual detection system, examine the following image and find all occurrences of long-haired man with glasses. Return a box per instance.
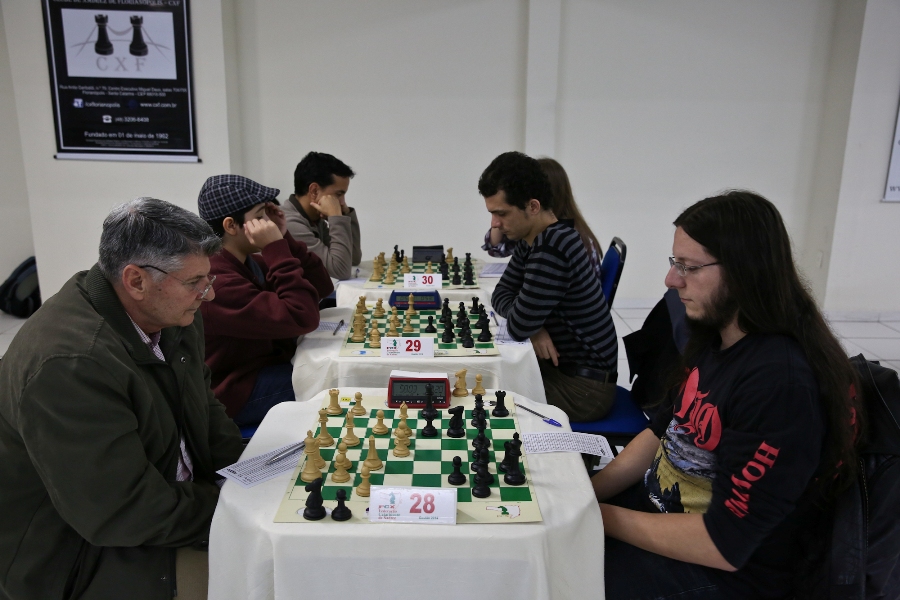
[198,175,333,429]
[593,191,862,599]
[0,198,244,599]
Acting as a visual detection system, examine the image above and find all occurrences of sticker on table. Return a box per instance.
[368,486,457,525]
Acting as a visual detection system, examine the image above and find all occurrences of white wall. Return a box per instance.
[0,2,34,281]
[2,0,897,313]
[824,0,900,312]
[2,0,236,295]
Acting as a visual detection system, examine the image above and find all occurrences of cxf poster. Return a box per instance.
[41,0,198,162]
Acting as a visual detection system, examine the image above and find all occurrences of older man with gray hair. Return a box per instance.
[0,198,243,600]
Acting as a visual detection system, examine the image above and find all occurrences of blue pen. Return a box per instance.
[514,403,562,427]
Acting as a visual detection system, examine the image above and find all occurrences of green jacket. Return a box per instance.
[0,266,243,600]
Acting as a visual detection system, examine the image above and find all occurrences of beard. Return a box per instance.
[684,282,739,334]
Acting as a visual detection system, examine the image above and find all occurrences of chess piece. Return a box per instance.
[393,428,410,457]
[503,445,526,486]
[461,335,474,349]
[331,488,352,521]
[363,435,384,471]
[445,247,454,263]
[336,442,352,470]
[373,298,386,317]
[402,314,414,333]
[94,15,114,56]
[476,307,490,328]
[464,252,472,267]
[452,369,469,397]
[343,412,360,447]
[377,251,386,267]
[393,244,401,262]
[441,322,455,344]
[368,324,382,348]
[471,394,486,428]
[401,256,411,274]
[387,318,400,337]
[394,412,412,438]
[372,409,390,435]
[457,302,467,322]
[447,456,467,485]
[370,257,381,281]
[473,374,486,396]
[300,447,323,483]
[326,388,343,415]
[356,296,368,314]
[391,306,399,320]
[463,266,475,286]
[470,297,480,315]
[129,15,148,56]
[356,465,372,497]
[302,478,326,520]
[492,390,509,417]
[316,409,334,447]
[406,293,417,316]
[499,440,512,473]
[305,430,326,470]
[425,260,433,274]
[351,392,367,416]
[439,260,449,279]
[477,326,493,343]
[472,425,490,451]
[421,383,438,421]
[421,413,437,438]
[331,452,351,483]
[475,448,494,486]
[350,314,366,342]
[384,270,396,284]
[471,464,492,498]
[424,315,437,333]
[446,405,465,438]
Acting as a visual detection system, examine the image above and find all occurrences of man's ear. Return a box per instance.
[222,216,240,236]
[307,182,320,201]
[527,199,542,215]
[120,265,150,300]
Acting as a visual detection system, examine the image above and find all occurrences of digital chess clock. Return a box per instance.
[387,375,451,408]
[389,289,442,310]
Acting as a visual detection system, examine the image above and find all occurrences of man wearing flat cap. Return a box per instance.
[198,175,333,428]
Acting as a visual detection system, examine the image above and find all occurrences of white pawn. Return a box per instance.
[371,410,389,435]
[393,428,410,457]
[356,465,371,497]
[351,391,367,416]
[343,412,360,447]
[472,373,486,396]
[331,447,351,483]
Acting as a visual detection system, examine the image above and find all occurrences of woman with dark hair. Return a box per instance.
[593,190,863,599]
[482,157,603,277]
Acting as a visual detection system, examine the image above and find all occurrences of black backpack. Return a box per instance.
[794,355,900,599]
[0,257,41,318]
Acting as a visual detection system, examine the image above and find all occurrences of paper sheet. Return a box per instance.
[522,432,614,458]
[479,263,508,277]
[217,443,306,488]
[495,318,527,345]
[315,320,347,333]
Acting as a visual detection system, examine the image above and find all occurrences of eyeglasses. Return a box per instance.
[139,265,216,299]
[668,256,719,277]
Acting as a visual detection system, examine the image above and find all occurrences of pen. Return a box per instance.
[514,403,562,427]
[332,319,345,335]
[491,311,499,327]
[264,442,306,465]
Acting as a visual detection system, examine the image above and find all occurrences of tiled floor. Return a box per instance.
[610,304,900,390]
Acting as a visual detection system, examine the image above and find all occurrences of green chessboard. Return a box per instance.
[274,393,542,524]
[339,308,499,357]
[363,260,479,289]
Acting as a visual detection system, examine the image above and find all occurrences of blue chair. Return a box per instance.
[570,386,649,437]
[599,237,626,307]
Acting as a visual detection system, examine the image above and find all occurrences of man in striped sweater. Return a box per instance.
[480,152,618,421]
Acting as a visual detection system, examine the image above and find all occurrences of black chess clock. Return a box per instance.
[387,376,451,408]
[389,289,442,310]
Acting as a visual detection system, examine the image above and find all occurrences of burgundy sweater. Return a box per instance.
[200,234,333,416]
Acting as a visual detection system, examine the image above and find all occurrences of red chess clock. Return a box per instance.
[387,375,451,408]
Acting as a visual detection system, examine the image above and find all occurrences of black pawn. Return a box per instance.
[94,15,114,56]
[492,390,509,417]
[448,456,467,485]
[440,261,449,279]
[476,448,495,485]
[442,297,451,314]
[463,268,475,286]
[452,271,462,285]
[503,446,526,486]
[472,464,492,498]
[461,335,474,349]
[331,488,352,521]
[424,315,437,333]
[446,405,465,438]
[302,478,326,521]
[441,322,455,344]
[421,413,437,437]
[477,326,493,343]
[393,245,400,262]
[471,394,484,427]
[457,302,467,320]
[129,16,148,56]
[472,426,488,451]
[400,249,405,261]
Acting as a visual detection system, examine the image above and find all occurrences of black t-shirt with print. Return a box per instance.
[647,333,825,598]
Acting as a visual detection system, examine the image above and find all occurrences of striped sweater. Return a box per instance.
[491,220,617,371]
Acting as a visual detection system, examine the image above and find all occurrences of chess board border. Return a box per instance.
[274,393,542,524]
[363,260,481,290]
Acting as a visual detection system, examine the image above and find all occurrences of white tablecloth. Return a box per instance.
[209,389,606,600]
[335,265,502,308]
[292,307,547,404]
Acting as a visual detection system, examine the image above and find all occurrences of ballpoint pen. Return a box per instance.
[490,311,499,327]
[513,403,562,427]
[332,319,345,335]
[264,442,306,465]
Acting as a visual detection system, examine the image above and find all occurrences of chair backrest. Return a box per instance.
[599,237,627,307]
